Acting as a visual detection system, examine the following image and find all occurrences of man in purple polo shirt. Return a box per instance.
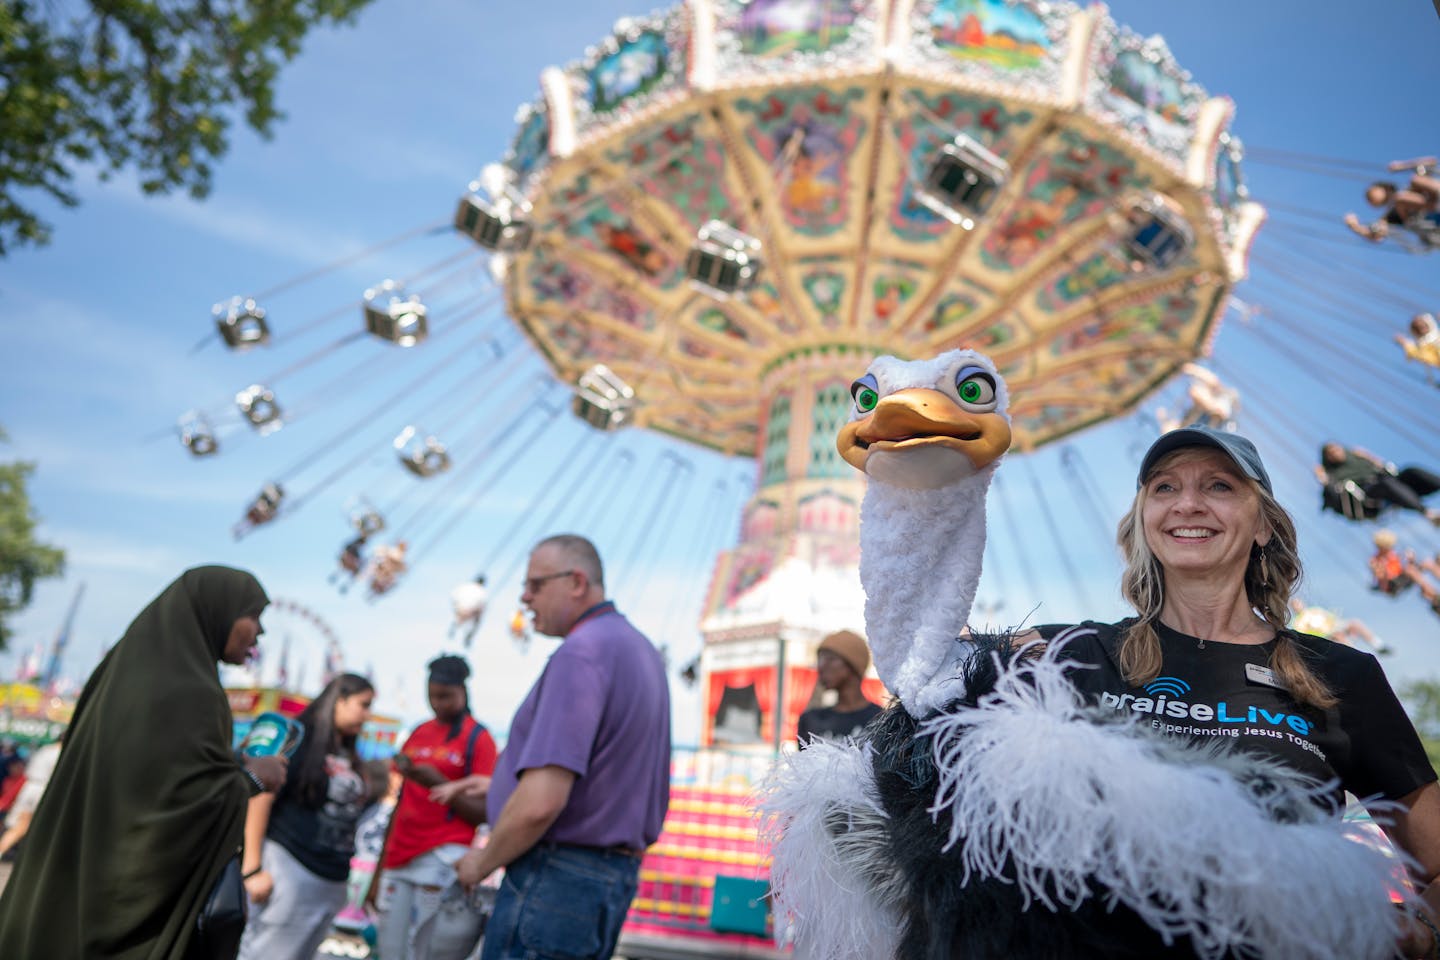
[455,533,670,960]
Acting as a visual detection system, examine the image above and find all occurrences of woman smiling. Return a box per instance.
[1037,425,1440,958]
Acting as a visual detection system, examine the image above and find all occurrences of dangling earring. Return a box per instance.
[1258,545,1272,590]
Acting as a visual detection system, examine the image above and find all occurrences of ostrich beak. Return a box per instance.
[837,388,1012,476]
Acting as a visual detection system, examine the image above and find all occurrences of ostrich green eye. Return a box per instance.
[850,374,880,413]
[954,367,997,411]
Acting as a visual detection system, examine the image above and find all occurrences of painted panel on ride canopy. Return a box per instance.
[567,198,681,288]
[606,116,741,228]
[678,329,747,362]
[590,283,660,333]
[925,0,1053,68]
[508,104,550,184]
[526,246,594,306]
[733,86,868,236]
[1010,401,1094,441]
[1035,352,1170,398]
[979,129,1148,273]
[693,306,754,343]
[1033,249,1131,313]
[863,265,924,332]
[1044,288,1197,358]
[797,260,850,328]
[886,90,1036,243]
[746,280,803,335]
[1087,20,1204,161]
[589,29,677,115]
[930,313,1016,358]
[736,0,860,57]
[534,311,633,367]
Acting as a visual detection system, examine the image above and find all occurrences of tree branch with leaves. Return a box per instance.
[0,0,375,254]
[0,431,65,650]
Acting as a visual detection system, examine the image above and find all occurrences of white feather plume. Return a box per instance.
[757,738,900,960]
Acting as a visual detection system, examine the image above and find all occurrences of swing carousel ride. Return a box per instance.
[173,0,1438,746]
[151,0,1440,951]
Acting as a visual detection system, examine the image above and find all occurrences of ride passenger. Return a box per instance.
[1397,313,1440,382]
[1345,164,1440,245]
[238,673,376,960]
[368,541,409,597]
[1317,442,1440,525]
[369,655,495,960]
[1370,529,1428,598]
[1287,598,1388,655]
[449,574,489,648]
[1032,426,1440,959]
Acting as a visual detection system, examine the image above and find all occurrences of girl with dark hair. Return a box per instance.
[370,654,496,960]
[238,672,375,960]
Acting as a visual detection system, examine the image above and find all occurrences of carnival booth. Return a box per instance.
[0,683,71,748]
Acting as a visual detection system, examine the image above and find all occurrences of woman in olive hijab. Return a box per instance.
[0,565,283,960]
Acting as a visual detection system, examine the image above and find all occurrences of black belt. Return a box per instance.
[543,840,645,860]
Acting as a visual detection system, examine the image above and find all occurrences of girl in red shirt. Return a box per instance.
[370,656,496,960]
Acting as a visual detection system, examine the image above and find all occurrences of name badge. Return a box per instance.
[1245,662,1285,690]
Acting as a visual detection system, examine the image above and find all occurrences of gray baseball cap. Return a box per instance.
[1137,425,1273,495]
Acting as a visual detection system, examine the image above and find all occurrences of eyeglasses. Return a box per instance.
[523,570,576,594]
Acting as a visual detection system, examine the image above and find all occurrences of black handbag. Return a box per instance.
[190,854,248,960]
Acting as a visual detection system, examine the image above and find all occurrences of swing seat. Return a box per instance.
[686,221,762,299]
[455,193,533,252]
[573,364,636,431]
[364,282,429,347]
[915,134,1008,228]
[214,297,270,350]
[1125,194,1193,270]
[1322,479,1384,521]
[236,385,283,434]
[179,412,219,457]
[394,427,452,476]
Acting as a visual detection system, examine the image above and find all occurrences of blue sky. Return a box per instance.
[3,0,1439,745]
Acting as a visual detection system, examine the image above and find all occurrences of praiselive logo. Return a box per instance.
[1099,675,1313,736]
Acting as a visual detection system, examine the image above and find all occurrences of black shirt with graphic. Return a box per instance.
[1037,619,1436,811]
[267,754,368,881]
[797,702,884,746]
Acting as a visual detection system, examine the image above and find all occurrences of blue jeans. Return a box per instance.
[480,844,640,960]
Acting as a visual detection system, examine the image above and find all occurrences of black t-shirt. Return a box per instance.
[1037,619,1436,811]
[267,753,368,881]
[797,702,884,745]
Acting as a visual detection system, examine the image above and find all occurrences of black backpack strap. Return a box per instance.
[441,718,488,823]
[461,718,487,775]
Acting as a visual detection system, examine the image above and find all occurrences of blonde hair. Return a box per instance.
[1117,449,1336,710]
[1373,529,1398,550]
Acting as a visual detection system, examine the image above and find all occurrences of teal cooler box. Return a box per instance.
[709,875,770,937]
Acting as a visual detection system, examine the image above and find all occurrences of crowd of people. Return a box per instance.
[0,535,671,960]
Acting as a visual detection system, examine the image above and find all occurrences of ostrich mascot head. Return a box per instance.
[836,349,1011,716]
